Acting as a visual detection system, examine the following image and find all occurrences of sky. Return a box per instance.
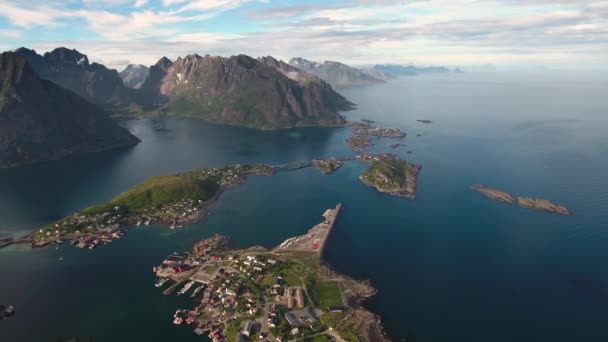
[0,0,606,70]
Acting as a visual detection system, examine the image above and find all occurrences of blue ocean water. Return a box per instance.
[1,71,608,341]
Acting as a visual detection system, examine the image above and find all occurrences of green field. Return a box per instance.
[111,173,220,211]
[305,334,331,342]
[313,281,343,308]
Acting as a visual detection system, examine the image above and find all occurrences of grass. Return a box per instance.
[305,334,331,342]
[320,313,359,342]
[361,159,416,190]
[311,281,343,309]
[225,317,248,342]
[110,172,220,212]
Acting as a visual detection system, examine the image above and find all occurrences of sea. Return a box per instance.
[1,71,608,342]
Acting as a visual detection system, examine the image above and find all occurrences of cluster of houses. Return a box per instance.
[155,234,338,342]
[353,125,406,138]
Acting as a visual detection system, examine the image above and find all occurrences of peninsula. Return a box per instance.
[27,164,275,248]
[360,158,422,199]
[153,205,388,342]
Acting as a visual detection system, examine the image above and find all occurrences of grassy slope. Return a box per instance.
[83,171,220,214]
[361,159,413,190]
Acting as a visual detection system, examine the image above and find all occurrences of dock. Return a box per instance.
[274,203,342,256]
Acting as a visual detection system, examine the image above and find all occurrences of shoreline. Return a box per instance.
[154,205,389,342]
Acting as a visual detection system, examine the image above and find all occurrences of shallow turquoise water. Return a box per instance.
[1,71,608,341]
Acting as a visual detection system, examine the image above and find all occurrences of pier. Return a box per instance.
[274,203,343,256]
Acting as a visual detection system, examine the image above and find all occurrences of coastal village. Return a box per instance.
[151,205,387,342]
[27,164,275,249]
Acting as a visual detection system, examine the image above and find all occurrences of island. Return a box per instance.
[518,197,571,215]
[471,184,571,215]
[153,205,389,342]
[416,120,433,124]
[312,158,345,174]
[471,184,516,204]
[390,143,406,149]
[359,158,422,199]
[346,135,374,151]
[27,164,275,249]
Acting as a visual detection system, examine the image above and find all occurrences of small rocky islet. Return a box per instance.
[312,158,345,174]
[471,184,571,215]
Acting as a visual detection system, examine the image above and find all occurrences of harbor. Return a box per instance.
[146,204,385,342]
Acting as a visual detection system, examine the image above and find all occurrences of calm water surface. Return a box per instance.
[1,71,608,341]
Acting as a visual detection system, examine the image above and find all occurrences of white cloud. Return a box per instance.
[134,0,149,8]
[0,0,606,69]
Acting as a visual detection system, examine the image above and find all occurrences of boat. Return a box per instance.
[190,285,205,297]
[155,278,169,288]
[177,281,195,295]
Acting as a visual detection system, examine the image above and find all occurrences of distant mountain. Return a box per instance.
[119,64,149,89]
[363,64,462,80]
[0,51,140,168]
[136,54,353,129]
[288,57,383,88]
[14,47,132,107]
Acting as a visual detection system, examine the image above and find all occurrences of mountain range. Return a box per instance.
[135,54,353,129]
[288,57,383,88]
[0,51,140,168]
[288,57,463,85]
[363,64,463,80]
[0,47,359,167]
[15,47,133,108]
[4,46,463,168]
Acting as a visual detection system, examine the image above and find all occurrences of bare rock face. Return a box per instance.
[137,54,353,129]
[0,52,140,168]
[119,64,149,89]
[15,47,133,107]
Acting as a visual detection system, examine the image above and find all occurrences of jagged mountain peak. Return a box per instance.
[43,47,89,67]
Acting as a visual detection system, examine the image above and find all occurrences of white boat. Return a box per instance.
[155,278,169,288]
[190,285,205,297]
[177,281,195,295]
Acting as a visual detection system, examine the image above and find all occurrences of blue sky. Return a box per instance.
[0,0,606,70]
